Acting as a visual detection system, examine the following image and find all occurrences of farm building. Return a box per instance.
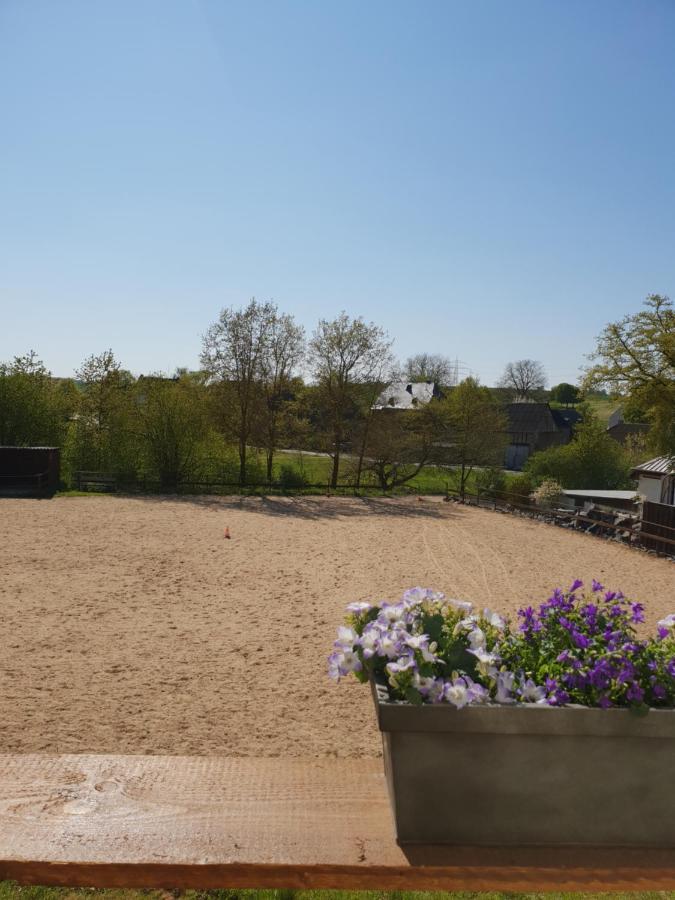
[631,456,675,505]
[503,402,572,470]
[372,381,442,411]
[0,446,60,497]
[607,408,650,443]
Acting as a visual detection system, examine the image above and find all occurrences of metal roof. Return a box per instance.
[630,456,674,476]
[563,489,639,500]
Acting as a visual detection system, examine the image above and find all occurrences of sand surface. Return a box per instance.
[1,495,673,757]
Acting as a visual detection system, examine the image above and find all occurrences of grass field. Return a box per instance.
[273,451,496,496]
[2,886,675,899]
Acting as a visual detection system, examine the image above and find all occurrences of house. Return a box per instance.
[630,456,675,505]
[503,402,571,470]
[372,381,441,411]
[607,408,650,443]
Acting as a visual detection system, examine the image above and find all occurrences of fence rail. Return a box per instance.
[447,487,675,556]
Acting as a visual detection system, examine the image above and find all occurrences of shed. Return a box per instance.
[0,446,60,497]
[630,456,675,505]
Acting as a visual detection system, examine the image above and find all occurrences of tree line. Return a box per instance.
[0,294,672,494]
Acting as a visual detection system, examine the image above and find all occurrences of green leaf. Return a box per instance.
[422,613,444,645]
[404,686,424,706]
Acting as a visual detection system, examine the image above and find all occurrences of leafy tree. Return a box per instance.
[201,299,276,485]
[584,295,675,455]
[362,405,440,490]
[550,382,580,406]
[135,373,209,490]
[499,359,547,400]
[525,417,632,489]
[403,353,455,386]
[438,378,509,500]
[0,351,73,446]
[309,312,392,487]
[71,349,135,474]
[258,311,305,482]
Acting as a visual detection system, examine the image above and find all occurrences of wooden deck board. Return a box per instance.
[2,754,675,890]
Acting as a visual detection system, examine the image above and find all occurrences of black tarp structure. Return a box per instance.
[0,446,60,496]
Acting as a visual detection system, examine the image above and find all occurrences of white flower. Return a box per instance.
[386,655,415,676]
[483,608,506,630]
[495,670,516,704]
[468,647,498,678]
[519,677,546,703]
[444,679,470,709]
[335,626,357,648]
[467,627,486,650]
[358,624,381,659]
[448,598,474,613]
[377,633,401,659]
[346,601,372,614]
[658,613,675,631]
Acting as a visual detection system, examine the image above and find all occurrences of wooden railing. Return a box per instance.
[2,754,675,891]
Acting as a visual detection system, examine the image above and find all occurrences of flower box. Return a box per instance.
[372,676,675,846]
[330,584,675,847]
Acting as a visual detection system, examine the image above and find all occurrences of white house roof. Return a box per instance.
[630,456,674,477]
[373,381,436,410]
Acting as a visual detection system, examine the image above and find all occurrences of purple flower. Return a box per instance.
[570,579,584,593]
[631,603,645,624]
[667,659,675,679]
[626,682,644,703]
[591,579,604,592]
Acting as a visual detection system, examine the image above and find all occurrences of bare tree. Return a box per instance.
[499,359,547,400]
[309,312,393,488]
[404,353,455,386]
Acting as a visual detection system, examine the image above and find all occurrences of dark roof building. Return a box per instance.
[503,402,572,470]
[607,407,650,443]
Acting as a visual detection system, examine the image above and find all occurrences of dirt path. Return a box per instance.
[1,495,673,757]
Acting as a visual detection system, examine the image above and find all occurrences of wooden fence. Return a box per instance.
[451,487,675,558]
[642,501,675,555]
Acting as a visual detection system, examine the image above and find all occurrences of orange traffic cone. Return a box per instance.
[224,526,231,539]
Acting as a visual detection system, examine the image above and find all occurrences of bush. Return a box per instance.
[525,419,632,489]
[277,464,309,489]
[503,473,535,505]
[475,467,507,499]
[531,478,564,507]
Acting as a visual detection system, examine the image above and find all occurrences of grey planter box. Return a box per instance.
[371,678,675,846]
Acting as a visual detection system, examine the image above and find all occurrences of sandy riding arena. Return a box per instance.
[1,495,673,757]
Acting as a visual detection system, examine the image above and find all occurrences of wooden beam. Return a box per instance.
[2,754,675,891]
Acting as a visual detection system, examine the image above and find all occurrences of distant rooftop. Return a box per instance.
[373,381,436,410]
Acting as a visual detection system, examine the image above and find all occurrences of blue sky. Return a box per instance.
[1,0,674,385]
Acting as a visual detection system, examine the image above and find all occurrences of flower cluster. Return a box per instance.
[329,582,675,710]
